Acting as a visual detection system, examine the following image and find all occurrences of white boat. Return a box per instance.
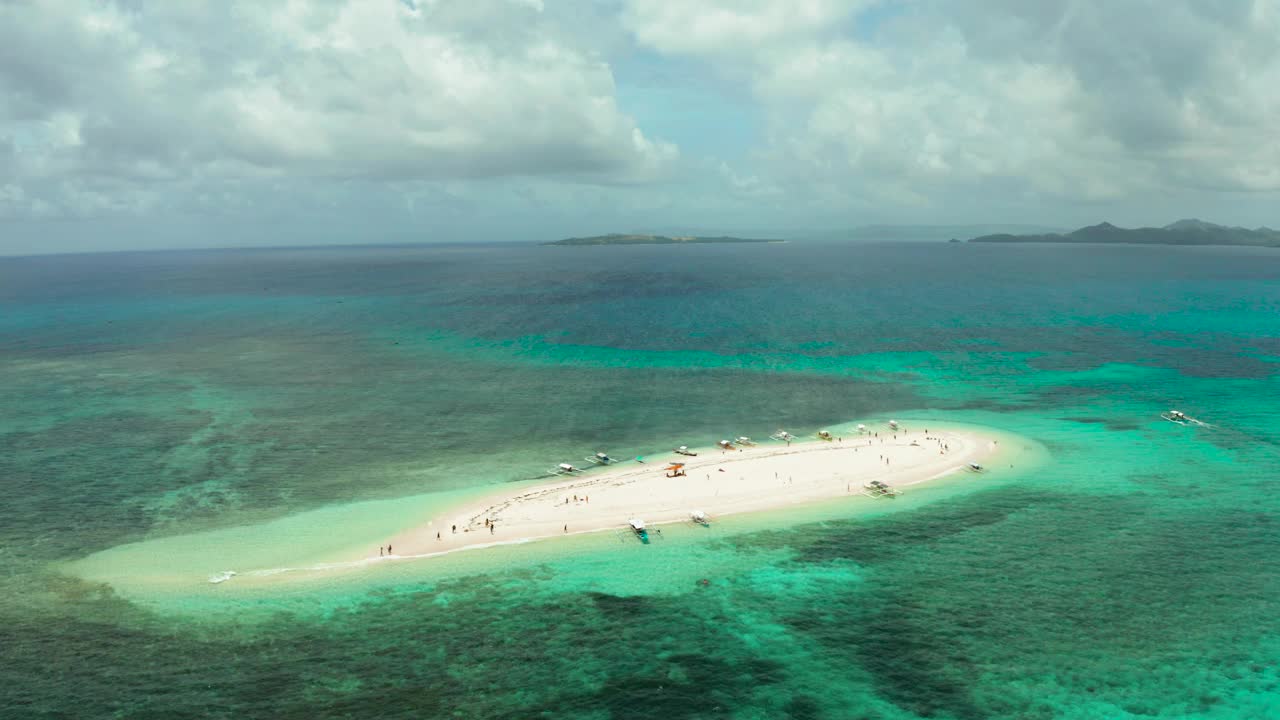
[586,451,615,465]
[967,462,984,472]
[551,462,580,476]
[690,510,710,527]
[674,445,698,456]
[1160,409,1189,425]
[817,430,833,441]
[770,429,796,442]
[717,439,735,450]
[856,424,868,434]
[734,436,756,446]
[628,518,650,543]
[888,420,900,431]
[862,480,899,498]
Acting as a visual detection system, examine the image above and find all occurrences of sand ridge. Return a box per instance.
[389,425,1000,556]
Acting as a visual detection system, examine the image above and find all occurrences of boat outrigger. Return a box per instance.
[967,462,984,473]
[717,439,735,450]
[628,518,649,544]
[862,480,900,498]
[551,463,580,476]
[665,462,687,478]
[817,430,833,441]
[888,420,900,431]
[586,451,616,465]
[734,436,756,446]
[770,429,796,442]
[690,510,710,527]
[674,445,698,456]
[857,424,869,434]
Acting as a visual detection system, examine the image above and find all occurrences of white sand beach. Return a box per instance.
[64,422,1029,595]
[389,425,1002,556]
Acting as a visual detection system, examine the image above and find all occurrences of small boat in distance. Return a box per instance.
[734,436,756,446]
[551,463,580,476]
[862,480,900,498]
[770,429,796,442]
[674,446,698,456]
[690,510,710,527]
[817,430,833,441]
[967,463,984,472]
[717,439,735,450]
[629,518,649,544]
[888,420,900,431]
[857,424,869,434]
[586,451,616,465]
[1160,409,1210,427]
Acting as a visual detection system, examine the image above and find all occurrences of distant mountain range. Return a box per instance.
[544,233,782,246]
[968,219,1280,247]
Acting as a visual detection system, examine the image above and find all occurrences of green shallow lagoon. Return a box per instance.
[2,243,1278,718]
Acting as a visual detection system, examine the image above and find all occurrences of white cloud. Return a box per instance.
[624,0,865,55]
[627,0,1280,217]
[0,0,676,220]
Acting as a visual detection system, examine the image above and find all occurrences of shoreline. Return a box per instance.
[64,420,1037,596]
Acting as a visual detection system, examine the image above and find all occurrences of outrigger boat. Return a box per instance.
[888,420,900,431]
[1160,409,1208,426]
[817,430,833,441]
[862,480,900,498]
[628,518,650,544]
[665,462,687,478]
[586,451,616,465]
[770,429,797,442]
[734,436,756,446]
[551,462,580,476]
[674,445,698,456]
[857,424,869,434]
[717,439,735,450]
[690,509,710,527]
[967,462,984,473]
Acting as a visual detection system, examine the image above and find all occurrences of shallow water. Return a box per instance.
[2,242,1278,718]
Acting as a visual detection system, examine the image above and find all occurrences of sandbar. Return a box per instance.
[389,425,999,556]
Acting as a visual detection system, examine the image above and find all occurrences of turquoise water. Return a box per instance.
[2,242,1278,718]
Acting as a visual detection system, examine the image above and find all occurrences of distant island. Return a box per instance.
[544,233,782,246]
[968,219,1280,247]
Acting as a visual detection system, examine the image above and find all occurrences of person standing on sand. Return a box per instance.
[379,546,383,556]
[490,524,495,535]
[388,544,392,555]
[452,524,457,533]
[437,531,441,540]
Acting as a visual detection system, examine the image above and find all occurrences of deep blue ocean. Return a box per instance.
[2,241,1278,718]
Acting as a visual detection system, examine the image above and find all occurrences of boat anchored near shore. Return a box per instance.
[586,451,616,465]
[862,480,900,498]
[628,518,649,544]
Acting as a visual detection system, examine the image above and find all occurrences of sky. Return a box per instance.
[2,0,1279,254]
